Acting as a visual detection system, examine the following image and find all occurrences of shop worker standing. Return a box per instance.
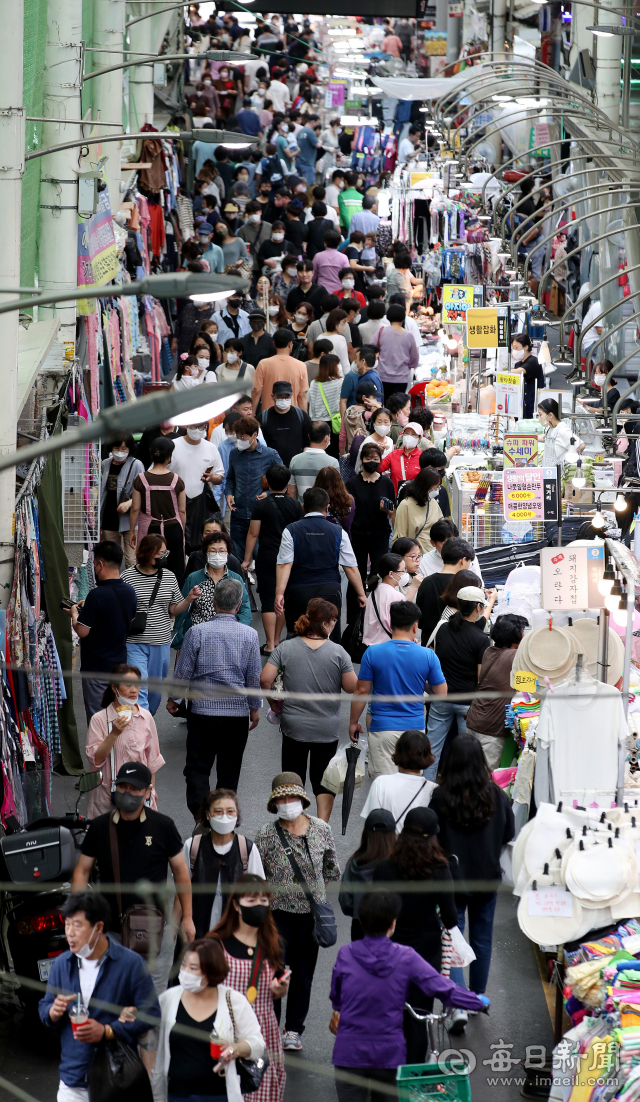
[274,486,366,642]
[66,541,137,724]
[71,761,194,995]
[39,891,161,1101]
[338,170,363,234]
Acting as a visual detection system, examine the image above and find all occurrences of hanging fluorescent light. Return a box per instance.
[340,115,371,125]
[592,506,606,529]
[170,392,243,427]
[615,493,627,512]
[613,593,629,627]
[572,459,586,489]
[588,24,634,35]
[605,578,623,612]
[565,437,580,465]
[492,94,513,102]
[190,289,235,303]
[598,563,616,595]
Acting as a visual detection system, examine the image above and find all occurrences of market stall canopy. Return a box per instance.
[18,319,60,416]
[217,0,416,13]
[375,66,494,102]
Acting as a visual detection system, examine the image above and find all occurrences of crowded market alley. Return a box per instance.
[2,4,640,1102]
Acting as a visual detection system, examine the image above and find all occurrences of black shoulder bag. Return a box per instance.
[274,822,337,947]
[127,569,163,637]
[371,589,392,638]
[225,989,270,1094]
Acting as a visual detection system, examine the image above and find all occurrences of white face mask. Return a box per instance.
[294,313,307,324]
[179,969,206,992]
[280,125,289,134]
[112,450,128,462]
[197,358,209,370]
[403,434,418,450]
[187,428,206,441]
[593,374,606,387]
[210,812,237,833]
[342,279,355,289]
[268,305,280,315]
[226,433,237,443]
[272,233,284,243]
[248,213,261,224]
[374,423,390,437]
[429,489,439,499]
[115,690,137,710]
[286,267,297,277]
[354,314,361,324]
[275,397,292,410]
[208,551,228,567]
[75,924,99,960]
[512,348,525,362]
[337,322,348,335]
[226,352,238,364]
[236,438,252,451]
[276,799,304,820]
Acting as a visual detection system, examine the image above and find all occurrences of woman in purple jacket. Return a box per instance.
[330,891,487,1102]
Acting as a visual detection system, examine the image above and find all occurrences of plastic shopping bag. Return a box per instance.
[448,925,477,969]
[321,742,367,795]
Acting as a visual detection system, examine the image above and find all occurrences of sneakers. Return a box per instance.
[446,1008,468,1035]
[283,1031,303,1050]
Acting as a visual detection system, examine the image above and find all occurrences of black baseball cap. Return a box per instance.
[273,380,293,396]
[404,807,439,836]
[364,809,396,833]
[114,761,152,789]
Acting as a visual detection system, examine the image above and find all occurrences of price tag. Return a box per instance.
[528,887,573,917]
[513,670,538,692]
[622,934,640,953]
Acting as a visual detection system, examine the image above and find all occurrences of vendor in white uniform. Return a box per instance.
[538,398,584,466]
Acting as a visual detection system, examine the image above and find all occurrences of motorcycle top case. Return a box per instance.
[0,826,74,883]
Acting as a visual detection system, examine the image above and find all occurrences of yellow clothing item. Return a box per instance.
[392,496,443,553]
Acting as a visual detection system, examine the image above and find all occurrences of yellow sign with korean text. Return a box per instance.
[503,433,539,468]
[513,670,538,693]
[466,308,499,348]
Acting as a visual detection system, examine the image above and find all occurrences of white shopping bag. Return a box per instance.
[320,742,367,795]
[448,925,476,968]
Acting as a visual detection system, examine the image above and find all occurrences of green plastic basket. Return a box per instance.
[397,1062,473,1102]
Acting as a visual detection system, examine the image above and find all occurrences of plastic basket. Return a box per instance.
[397,1062,473,1102]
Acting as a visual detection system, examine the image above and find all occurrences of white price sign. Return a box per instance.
[527,887,573,918]
[495,372,523,418]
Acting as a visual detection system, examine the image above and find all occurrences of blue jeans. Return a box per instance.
[296,161,316,186]
[230,514,251,561]
[449,893,498,994]
[424,702,469,781]
[125,640,171,715]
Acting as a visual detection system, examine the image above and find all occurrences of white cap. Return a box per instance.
[404,422,424,437]
[457,585,487,605]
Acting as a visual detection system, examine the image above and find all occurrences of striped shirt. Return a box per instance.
[288,449,340,498]
[172,614,262,715]
[121,567,182,645]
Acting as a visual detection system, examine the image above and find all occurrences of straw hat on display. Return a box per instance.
[566,618,624,685]
[510,624,579,688]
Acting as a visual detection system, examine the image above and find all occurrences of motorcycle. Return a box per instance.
[0,771,102,1031]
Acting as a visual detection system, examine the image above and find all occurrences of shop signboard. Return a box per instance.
[495,372,524,418]
[448,0,464,16]
[531,122,551,157]
[503,433,539,468]
[325,81,346,109]
[77,183,117,315]
[442,284,483,323]
[503,467,558,523]
[466,307,500,348]
[540,545,605,610]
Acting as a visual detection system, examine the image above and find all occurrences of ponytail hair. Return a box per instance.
[538,397,560,421]
[176,354,199,380]
[449,598,482,633]
[367,552,404,592]
[294,597,339,637]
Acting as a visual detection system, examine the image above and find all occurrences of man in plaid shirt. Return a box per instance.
[168,577,262,815]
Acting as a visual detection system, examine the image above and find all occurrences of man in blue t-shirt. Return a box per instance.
[340,347,383,416]
[350,600,446,779]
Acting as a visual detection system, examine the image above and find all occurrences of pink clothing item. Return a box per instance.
[85,702,165,817]
[376,326,419,384]
[362,582,404,645]
[313,248,348,293]
[383,34,403,57]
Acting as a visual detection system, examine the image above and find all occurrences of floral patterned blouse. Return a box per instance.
[254,815,341,915]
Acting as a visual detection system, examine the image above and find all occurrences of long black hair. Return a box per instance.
[367,552,404,592]
[350,825,397,867]
[404,467,440,508]
[391,829,449,880]
[436,734,497,826]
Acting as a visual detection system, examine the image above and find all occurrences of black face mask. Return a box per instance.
[114,791,145,814]
[362,461,380,473]
[239,903,269,927]
[228,300,242,312]
[153,554,169,568]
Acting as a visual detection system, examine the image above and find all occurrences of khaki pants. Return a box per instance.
[101,528,136,569]
[368,729,424,780]
[467,727,505,772]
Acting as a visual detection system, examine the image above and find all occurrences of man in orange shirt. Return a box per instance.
[251,328,309,413]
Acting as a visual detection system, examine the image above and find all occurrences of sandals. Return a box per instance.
[260,644,274,657]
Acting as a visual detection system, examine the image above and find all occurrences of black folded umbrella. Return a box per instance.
[341,743,361,836]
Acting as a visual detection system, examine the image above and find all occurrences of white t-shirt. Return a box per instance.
[305,205,339,228]
[267,80,291,114]
[77,956,102,1009]
[419,549,483,585]
[325,184,341,211]
[183,836,265,930]
[216,362,256,385]
[361,774,437,830]
[324,332,349,377]
[398,137,417,162]
[170,437,225,500]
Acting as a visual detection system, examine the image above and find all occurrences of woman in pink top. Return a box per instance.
[362,552,423,645]
[85,663,165,816]
[383,30,403,57]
